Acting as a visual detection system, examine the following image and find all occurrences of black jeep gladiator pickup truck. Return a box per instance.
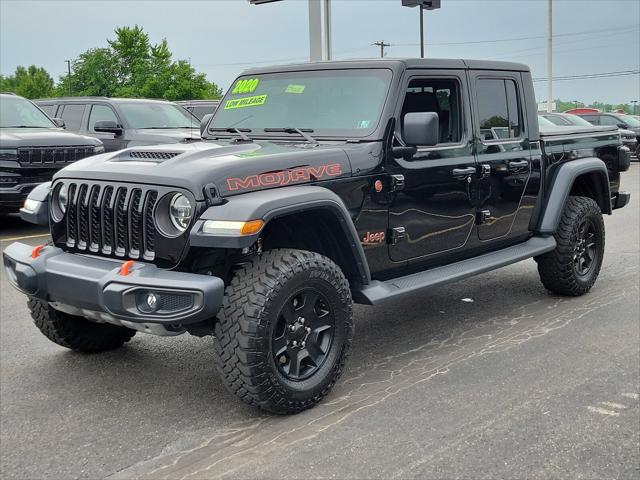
[4,59,631,414]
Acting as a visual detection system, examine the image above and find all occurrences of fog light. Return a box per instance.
[146,293,158,311]
[23,198,41,213]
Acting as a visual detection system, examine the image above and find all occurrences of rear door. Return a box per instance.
[469,73,533,241]
[388,69,477,262]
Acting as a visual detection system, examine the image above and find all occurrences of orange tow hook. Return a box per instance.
[119,260,135,276]
[31,245,45,259]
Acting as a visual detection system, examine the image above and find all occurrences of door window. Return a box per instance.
[599,115,621,126]
[38,104,57,117]
[88,104,119,131]
[59,104,86,131]
[477,79,522,141]
[400,78,462,146]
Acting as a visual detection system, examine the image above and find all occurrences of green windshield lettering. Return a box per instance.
[231,78,260,95]
[285,84,306,94]
[224,95,268,110]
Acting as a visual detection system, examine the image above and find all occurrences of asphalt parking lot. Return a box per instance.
[1,165,638,480]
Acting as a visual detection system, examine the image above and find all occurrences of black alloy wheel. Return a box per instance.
[272,288,335,381]
[573,218,598,277]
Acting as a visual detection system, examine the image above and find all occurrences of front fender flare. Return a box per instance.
[190,186,371,285]
[538,158,611,234]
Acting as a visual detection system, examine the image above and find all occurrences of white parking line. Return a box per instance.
[0,233,50,243]
[600,401,627,410]
[587,406,620,417]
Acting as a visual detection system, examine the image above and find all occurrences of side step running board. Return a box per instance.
[353,236,556,305]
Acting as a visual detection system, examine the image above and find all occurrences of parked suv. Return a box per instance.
[35,97,201,152]
[0,93,103,214]
[566,109,640,157]
[176,100,220,120]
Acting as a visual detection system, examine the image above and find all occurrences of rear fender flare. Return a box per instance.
[537,158,611,234]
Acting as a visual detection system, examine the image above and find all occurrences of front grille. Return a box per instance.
[62,182,160,261]
[18,145,95,166]
[129,151,180,160]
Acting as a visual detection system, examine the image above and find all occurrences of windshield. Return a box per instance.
[537,115,556,127]
[119,102,197,129]
[0,95,55,128]
[210,69,393,138]
[615,113,640,127]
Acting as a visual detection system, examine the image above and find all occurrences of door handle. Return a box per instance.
[508,160,529,170]
[452,167,476,179]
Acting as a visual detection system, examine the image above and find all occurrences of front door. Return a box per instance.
[470,73,533,241]
[87,104,128,152]
[388,71,477,262]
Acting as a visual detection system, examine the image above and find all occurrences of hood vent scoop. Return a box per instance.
[129,151,181,160]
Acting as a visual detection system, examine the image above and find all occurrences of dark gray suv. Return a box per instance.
[35,97,201,152]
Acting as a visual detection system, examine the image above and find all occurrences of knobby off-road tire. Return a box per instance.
[28,299,136,352]
[213,249,354,414]
[536,196,605,296]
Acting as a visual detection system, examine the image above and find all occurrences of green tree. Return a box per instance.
[0,65,54,98]
[56,48,117,97]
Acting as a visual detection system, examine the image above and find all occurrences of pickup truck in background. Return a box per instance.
[5,59,631,414]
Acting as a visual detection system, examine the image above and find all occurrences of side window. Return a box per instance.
[400,78,462,145]
[38,104,57,117]
[581,115,599,125]
[88,104,119,131]
[59,104,86,131]
[599,115,620,126]
[476,79,522,141]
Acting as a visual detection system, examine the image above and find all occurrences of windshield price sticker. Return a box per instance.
[231,78,260,95]
[224,95,268,110]
[285,84,306,94]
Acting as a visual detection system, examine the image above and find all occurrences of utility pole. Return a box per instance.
[547,0,553,112]
[65,60,72,96]
[373,41,391,58]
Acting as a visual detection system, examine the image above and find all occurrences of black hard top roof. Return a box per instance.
[243,58,530,75]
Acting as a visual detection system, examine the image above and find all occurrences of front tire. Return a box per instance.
[213,249,354,414]
[28,299,136,352]
[536,196,605,296]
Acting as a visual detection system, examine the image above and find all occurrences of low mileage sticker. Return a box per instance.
[224,94,268,110]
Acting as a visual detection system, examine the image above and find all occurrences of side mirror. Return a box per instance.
[404,112,439,147]
[52,118,65,129]
[200,113,214,137]
[617,123,628,129]
[94,120,123,135]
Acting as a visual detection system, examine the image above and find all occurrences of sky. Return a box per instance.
[1,0,639,105]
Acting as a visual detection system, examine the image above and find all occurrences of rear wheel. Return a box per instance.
[28,299,136,352]
[536,196,605,296]
[213,249,353,414]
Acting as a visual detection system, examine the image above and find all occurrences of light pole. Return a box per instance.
[65,60,72,96]
[547,0,553,113]
[401,1,441,58]
[249,0,331,62]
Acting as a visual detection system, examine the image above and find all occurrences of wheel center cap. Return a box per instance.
[290,324,307,341]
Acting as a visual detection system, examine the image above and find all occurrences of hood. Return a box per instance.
[0,128,102,147]
[55,140,354,201]
[130,127,202,144]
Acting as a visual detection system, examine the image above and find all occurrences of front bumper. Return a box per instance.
[612,191,630,210]
[3,243,224,327]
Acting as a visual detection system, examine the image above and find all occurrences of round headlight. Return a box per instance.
[169,194,192,232]
[57,184,69,213]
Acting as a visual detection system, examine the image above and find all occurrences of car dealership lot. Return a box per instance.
[1,166,638,480]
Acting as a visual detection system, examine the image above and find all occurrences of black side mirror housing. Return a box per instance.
[200,113,214,137]
[94,120,123,135]
[52,118,65,129]
[404,112,439,147]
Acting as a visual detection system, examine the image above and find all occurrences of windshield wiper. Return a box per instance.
[142,126,193,129]
[264,127,318,145]
[209,127,253,143]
